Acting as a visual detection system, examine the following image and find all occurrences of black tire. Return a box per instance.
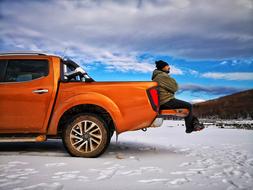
[62,114,109,158]
[109,128,115,140]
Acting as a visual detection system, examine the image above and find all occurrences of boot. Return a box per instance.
[192,122,205,131]
[185,116,204,133]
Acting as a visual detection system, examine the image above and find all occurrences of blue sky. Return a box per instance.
[0,0,252,102]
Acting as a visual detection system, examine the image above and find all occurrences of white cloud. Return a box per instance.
[94,53,155,73]
[191,99,206,104]
[188,69,199,76]
[220,61,228,65]
[179,83,245,95]
[0,0,252,61]
[63,44,183,74]
[202,72,253,81]
[219,59,253,66]
[170,65,183,75]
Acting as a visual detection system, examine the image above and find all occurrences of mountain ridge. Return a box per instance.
[193,89,253,119]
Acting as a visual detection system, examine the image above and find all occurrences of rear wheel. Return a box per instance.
[62,114,109,158]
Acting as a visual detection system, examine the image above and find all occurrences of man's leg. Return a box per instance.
[160,98,193,132]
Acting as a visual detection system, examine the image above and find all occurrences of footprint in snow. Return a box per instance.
[119,166,163,176]
[0,162,38,189]
[12,182,63,190]
[45,163,66,167]
[89,164,125,180]
[52,171,89,182]
[138,178,170,184]
[169,177,191,185]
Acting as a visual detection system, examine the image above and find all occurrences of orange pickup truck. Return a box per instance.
[0,52,188,157]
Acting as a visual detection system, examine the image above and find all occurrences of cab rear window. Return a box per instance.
[3,59,49,82]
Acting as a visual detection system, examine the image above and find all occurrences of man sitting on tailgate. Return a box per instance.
[152,60,204,133]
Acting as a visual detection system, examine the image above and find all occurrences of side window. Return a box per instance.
[4,60,49,82]
[0,60,7,82]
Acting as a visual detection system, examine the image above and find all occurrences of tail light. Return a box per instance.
[147,87,160,112]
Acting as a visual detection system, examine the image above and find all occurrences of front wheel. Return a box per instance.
[62,114,109,158]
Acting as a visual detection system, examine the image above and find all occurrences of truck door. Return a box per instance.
[0,59,53,133]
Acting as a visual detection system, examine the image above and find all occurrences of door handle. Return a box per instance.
[32,89,49,94]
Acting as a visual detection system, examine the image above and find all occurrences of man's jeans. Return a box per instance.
[160,98,193,130]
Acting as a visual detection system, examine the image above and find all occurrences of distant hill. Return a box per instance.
[193,89,253,119]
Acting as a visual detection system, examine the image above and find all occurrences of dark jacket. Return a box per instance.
[152,69,178,105]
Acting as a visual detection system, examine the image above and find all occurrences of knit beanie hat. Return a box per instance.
[155,60,169,70]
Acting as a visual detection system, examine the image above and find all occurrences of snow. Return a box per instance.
[0,121,253,190]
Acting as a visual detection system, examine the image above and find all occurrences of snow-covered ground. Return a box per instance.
[0,121,253,190]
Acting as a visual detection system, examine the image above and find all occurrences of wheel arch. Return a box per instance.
[56,104,116,137]
[47,93,122,136]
